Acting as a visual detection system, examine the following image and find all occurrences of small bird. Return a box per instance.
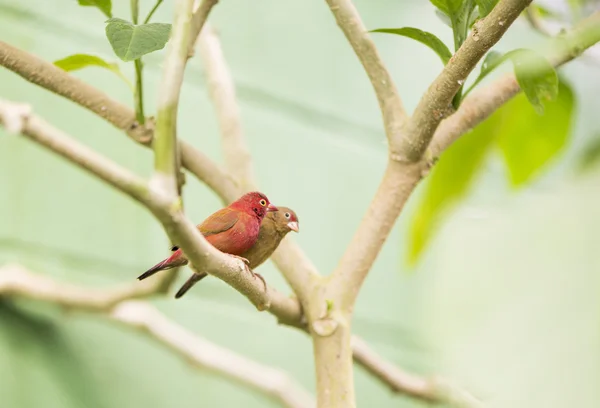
[174,206,300,299]
[137,191,278,282]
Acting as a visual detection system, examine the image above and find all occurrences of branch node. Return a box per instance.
[0,100,31,134]
[312,318,339,337]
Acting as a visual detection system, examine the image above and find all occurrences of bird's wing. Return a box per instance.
[197,207,240,237]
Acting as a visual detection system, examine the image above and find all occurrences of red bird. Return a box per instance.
[137,191,278,282]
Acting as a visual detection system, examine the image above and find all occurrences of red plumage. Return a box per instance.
[137,191,278,281]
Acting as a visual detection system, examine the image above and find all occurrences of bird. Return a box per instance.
[136,191,278,283]
[174,206,300,299]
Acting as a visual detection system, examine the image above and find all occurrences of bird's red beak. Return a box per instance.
[267,204,278,212]
[287,221,299,232]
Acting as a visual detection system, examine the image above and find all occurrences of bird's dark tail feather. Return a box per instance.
[138,251,186,281]
[174,272,209,299]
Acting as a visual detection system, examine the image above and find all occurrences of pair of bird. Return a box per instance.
[137,192,299,299]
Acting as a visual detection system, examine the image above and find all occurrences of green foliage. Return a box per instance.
[511,50,558,115]
[370,27,452,65]
[53,53,132,89]
[498,80,575,185]
[408,79,575,263]
[577,136,600,172]
[463,49,558,114]
[105,18,171,62]
[474,0,498,17]
[77,0,112,18]
[408,114,498,264]
[430,0,477,50]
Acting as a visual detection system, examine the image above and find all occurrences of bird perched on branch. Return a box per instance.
[174,206,300,299]
[137,191,278,284]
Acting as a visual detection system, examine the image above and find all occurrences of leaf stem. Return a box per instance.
[134,59,145,124]
[144,0,164,24]
[130,0,145,125]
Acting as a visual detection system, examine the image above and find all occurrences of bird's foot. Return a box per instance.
[229,254,250,266]
[250,270,268,293]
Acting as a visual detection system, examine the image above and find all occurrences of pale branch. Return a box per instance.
[0,40,233,205]
[0,98,302,323]
[324,0,407,146]
[153,0,195,196]
[188,0,220,58]
[194,24,319,303]
[111,301,315,408]
[399,0,533,162]
[0,98,150,204]
[351,337,482,408]
[0,40,153,144]
[199,24,257,192]
[430,10,600,156]
[0,264,314,408]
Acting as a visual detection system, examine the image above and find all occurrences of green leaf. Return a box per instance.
[105,18,171,62]
[430,0,477,51]
[53,53,133,90]
[435,9,453,28]
[578,136,600,173]
[78,0,112,18]
[510,49,558,115]
[407,112,499,264]
[475,0,498,17]
[370,27,453,65]
[462,49,557,114]
[497,80,575,185]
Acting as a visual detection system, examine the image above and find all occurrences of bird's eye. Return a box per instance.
[259,199,267,206]
[284,212,290,219]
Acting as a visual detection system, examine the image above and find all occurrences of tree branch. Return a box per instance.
[195,24,320,303]
[0,264,314,408]
[430,10,600,156]
[324,0,407,145]
[351,337,482,408]
[152,0,195,197]
[330,0,533,311]
[0,40,234,204]
[198,24,256,192]
[188,0,220,58]
[398,0,532,161]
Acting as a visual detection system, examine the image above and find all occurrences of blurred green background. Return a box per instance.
[1,0,599,407]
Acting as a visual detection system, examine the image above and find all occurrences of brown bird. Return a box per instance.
[174,206,299,299]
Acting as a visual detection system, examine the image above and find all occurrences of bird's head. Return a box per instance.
[232,191,278,219]
[267,206,299,233]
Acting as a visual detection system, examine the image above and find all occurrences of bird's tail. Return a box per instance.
[137,250,187,281]
[174,272,209,299]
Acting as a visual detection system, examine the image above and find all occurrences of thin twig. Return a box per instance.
[188,0,219,58]
[143,0,165,24]
[0,264,314,408]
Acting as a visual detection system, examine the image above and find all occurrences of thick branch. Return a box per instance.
[324,0,407,145]
[399,0,532,161]
[0,264,314,408]
[153,0,195,196]
[431,10,600,156]
[199,24,256,192]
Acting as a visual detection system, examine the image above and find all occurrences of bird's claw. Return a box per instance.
[230,254,250,266]
[249,269,267,293]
